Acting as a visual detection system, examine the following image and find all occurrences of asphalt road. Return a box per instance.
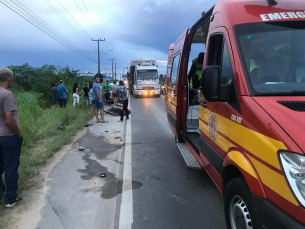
[32,95,225,229]
[129,96,225,229]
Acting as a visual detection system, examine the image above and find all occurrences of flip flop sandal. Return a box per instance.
[101,121,109,123]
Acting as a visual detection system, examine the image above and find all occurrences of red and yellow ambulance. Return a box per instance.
[165,0,305,228]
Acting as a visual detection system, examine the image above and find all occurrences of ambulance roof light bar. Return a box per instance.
[267,0,277,6]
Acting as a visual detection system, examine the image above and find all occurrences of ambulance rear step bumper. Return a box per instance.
[176,143,203,170]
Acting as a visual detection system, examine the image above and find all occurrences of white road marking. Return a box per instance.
[119,100,133,229]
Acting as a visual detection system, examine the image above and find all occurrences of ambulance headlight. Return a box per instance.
[280,152,305,207]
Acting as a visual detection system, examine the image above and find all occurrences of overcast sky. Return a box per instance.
[0,0,216,76]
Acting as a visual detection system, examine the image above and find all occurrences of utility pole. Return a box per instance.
[114,63,118,81]
[104,68,107,75]
[108,58,116,80]
[91,38,105,75]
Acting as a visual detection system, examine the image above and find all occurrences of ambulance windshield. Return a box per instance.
[137,70,158,80]
[235,21,305,95]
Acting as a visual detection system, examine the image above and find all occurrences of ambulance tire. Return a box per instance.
[224,177,263,229]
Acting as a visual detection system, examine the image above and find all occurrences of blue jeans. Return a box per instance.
[59,98,67,108]
[0,135,23,204]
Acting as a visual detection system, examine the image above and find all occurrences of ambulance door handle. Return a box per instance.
[201,103,207,108]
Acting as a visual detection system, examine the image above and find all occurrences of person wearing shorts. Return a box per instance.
[93,76,107,123]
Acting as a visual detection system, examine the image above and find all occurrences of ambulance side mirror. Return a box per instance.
[200,66,220,102]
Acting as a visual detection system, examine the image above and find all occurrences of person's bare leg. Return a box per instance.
[86,99,89,106]
[100,109,105,122]
[95,108,99,122]
[90,106,95,121]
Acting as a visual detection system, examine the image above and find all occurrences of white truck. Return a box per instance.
[127,60,161,97]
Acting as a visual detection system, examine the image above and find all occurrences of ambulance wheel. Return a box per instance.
[224,177,262,229]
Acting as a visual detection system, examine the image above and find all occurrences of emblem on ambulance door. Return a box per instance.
[208,112,217,141]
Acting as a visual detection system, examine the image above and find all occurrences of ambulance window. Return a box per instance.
[221,41,233,85]
[170,54,181,85]
[207,34,223,66]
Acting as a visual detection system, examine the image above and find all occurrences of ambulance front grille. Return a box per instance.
[277,101,305,111]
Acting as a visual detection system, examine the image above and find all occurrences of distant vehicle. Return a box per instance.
[127,60,161,97]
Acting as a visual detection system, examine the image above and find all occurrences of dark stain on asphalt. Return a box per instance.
[116,180,143,195]
[150,174,165,183]
[78,154,119,199]
[132,180,143,189]
[77,134,122,199]
[77,134,121,161]
[77,134,143,199]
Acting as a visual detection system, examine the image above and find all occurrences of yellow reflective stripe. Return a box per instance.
[167,100,176,114]
[249,155,298,206]
[227,151,257,178]
[230,121,286,170]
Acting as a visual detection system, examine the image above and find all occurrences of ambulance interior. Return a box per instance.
[186,20,210,150]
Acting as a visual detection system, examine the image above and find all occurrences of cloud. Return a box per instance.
[143,6,154,14]
[0,0,217,75]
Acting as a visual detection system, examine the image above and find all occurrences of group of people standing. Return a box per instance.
[50,80,69,108]
[49,77,129,121]
[87,76,129,122]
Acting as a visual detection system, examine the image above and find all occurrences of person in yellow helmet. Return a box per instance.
[250,52,266,83]
[188,52,205,89]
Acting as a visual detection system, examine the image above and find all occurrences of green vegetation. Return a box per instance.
[0,64,91,213]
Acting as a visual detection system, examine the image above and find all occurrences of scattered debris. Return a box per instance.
[105,131,109,132]
[104,103,124,116]
[100,173,107,177]
[114,137,121,139]
[57,125,65,130]
[79,147,85,151]
[83,124,93,127]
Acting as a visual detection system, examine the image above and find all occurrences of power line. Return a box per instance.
[11,0,96,62]
[11,0,88,59]
[0,0,97,63]
[44,0,94,52]
[80,0,104,38]
[56,0,95,48]
[73,0,100,38]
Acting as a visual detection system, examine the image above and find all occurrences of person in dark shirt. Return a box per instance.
[50,83,59,106]
[82,83,89,106]
[115,80,129,122]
